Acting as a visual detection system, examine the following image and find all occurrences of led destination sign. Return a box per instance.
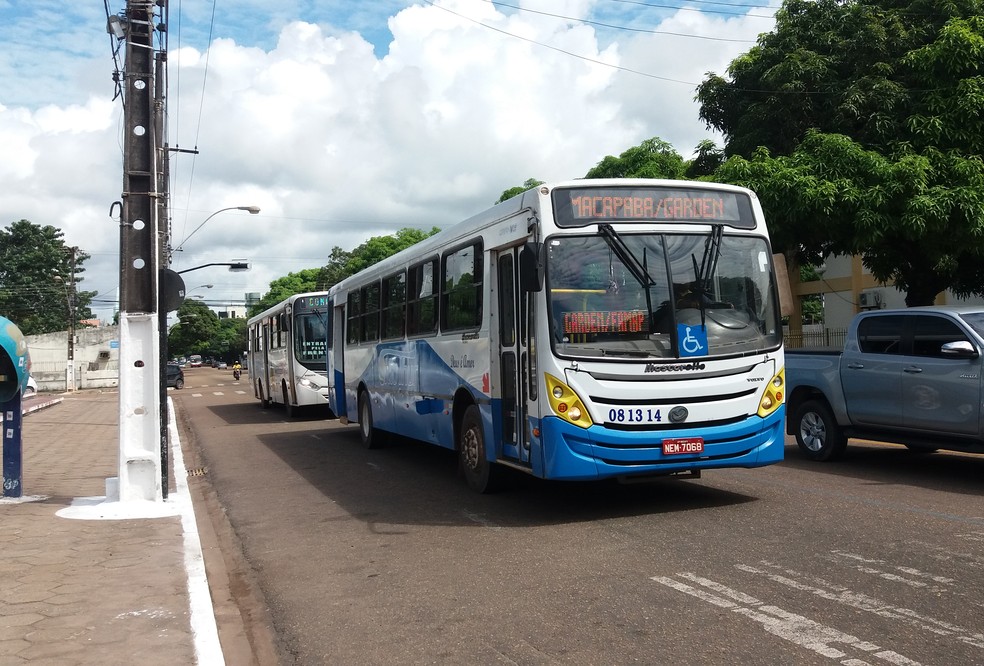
[564,310,647,334]
[552,187,754,229]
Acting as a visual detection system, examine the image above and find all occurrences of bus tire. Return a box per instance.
[358,390,383,449]
[794,399,847,462]
[283,381,297,418]
[258,382,270,409]
[459,405,502,493]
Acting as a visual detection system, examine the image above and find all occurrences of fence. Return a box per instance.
[784,328,847,350]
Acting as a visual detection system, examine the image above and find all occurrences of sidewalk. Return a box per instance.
[0,390,221,665]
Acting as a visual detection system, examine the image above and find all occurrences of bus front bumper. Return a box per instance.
[536,406,785,481]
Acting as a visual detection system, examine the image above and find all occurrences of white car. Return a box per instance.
[24,376,38,397]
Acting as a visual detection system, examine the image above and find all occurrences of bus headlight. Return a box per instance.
[757,368,785,417]
[545,373,593,429]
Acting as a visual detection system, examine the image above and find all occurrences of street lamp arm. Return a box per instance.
[172,205,260,254]
[177,262,250,275]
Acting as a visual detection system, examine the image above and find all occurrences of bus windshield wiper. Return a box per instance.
[599,224,656,288]
[599,224,657,333]
[689,225,724,328]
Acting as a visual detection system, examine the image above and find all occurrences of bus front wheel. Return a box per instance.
[358,390,382,449]
[459,405,502,493]
[283,381,296,418]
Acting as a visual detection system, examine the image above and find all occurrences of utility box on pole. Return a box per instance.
[117,0,163,502]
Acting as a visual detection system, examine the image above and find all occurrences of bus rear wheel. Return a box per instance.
[459,405,502,493]
[358,390,382,449]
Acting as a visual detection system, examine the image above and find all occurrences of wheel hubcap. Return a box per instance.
[462,427,479,470]
[800,412,825,452]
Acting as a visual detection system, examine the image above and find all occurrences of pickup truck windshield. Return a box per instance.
[547,232,781,359]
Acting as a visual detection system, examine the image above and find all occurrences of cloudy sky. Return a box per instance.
[0,0,777,322]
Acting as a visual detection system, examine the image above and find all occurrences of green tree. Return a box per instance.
[248,227,442,317]
[0,220,95,334]
[496,178,544,204]
[716,132,984,306]
[213,317,247,362]
[684,140,726,179]
[168,300,220,357]
[343,227,441,275]
[699,0,984,305]
[248,268,326,316]
[697,0,983,159]
[585,138,686,179]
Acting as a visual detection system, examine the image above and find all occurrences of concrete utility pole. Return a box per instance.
[117,0,163,502]
[67,246,77,392]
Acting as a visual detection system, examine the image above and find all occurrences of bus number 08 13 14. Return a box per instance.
[608,408,662,424]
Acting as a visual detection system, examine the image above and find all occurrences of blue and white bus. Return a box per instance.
[247,291,333,416]
[328,179,785,491]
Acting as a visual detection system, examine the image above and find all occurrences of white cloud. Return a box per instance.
[0,0,775,320]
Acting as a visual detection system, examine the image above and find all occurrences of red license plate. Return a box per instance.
[662,437,704,455]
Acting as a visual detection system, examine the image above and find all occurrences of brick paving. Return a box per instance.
[0,391,200,665]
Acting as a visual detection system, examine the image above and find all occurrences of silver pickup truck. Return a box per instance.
[785,306,984,460]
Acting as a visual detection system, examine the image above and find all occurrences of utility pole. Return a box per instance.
[117,0,163,502]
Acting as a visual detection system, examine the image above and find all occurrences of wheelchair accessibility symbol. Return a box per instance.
[677,324,708,357]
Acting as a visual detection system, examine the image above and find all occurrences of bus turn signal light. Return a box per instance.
[757,368,785,417]
[545,373,593,429]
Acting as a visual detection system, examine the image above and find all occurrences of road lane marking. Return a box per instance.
[213,392,224,396]
[192,393,203,397]
[652,575,921,665]
[741,562,984,648]
[827,551,950,591]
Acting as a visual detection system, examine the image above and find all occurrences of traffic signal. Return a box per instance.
[0,317,29,402]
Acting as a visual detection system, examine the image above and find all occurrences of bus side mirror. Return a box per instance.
[520,242,543,292]
[0,317,29,402]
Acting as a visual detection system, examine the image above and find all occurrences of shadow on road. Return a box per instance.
[782,441,984,496]
[242,419,758,528]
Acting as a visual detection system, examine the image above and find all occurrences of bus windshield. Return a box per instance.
[547,231,781,359]
[293,311,328,370]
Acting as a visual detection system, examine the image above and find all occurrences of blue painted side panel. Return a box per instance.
[345,340,486,451]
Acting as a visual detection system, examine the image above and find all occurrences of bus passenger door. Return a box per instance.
[331,302,347,421]
[493,248,530,465]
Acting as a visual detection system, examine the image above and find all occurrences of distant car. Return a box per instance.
[216,361,227,369]
[24,376,38,397]
[165,364,184,390]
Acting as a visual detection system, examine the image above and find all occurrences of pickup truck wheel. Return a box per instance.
[794,399,847,462]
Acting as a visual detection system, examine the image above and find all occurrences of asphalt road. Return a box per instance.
[173,368,984,666]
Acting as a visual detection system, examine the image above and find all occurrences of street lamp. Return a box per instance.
[171,206,260,255]
[184,283,213,298]
[177,261,250,275]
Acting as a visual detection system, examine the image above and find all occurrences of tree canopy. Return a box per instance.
[0,220,95,335]
[168,300,221,357]
[585,138,687,179]
[697,0,984,305]
[496,178,544,204]
[248,227,441,317]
